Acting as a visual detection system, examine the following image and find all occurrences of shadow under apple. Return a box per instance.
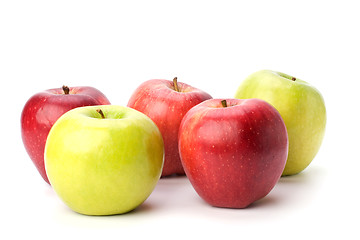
[219,165,327,210]
[250,165,327,209]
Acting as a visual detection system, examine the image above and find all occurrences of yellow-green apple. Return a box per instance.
[44,105,164,215]
[128,77,212,177]
[21,86,110,184]
[234,70,326,176]
[178,98,288,208]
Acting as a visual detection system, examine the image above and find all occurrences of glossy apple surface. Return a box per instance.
[179,98,288,208]
[21,86,110,184]
[128,78,212,177]
[234,70,326,175]
[45,105,164,215]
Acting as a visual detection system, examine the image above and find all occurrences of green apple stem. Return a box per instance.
[292,77,296,81]
[62,85,70,94]
[96,109,106,119]
[221,99,227,108]
[173,77,180,92]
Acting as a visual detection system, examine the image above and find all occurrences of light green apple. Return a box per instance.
[234,70,326,176]
[44,105,164,215]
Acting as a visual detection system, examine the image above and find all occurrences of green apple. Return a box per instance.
[44,105,164,215]
[234,70,326,176]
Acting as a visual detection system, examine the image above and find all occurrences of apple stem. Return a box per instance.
[62,85,70,94]
[292,77,296,81]
[221,99,227,108]
[96,109,105,119]
[173,77,180,92]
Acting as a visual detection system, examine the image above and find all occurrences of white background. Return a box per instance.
[1,0,359,239]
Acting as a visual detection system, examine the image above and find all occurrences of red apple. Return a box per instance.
[127,78,212,177]
[21,85,111,184]
[178,98,288,208]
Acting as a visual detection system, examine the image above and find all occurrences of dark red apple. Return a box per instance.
[178,98,288,208]
[21,86,111,184]
[127,78,212,177]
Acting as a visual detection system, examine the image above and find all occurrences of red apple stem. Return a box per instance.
[221,100,227,108]
[292,77,296,81]
[62,85,70,94]
[96,109,105,119]
[173,77,180,92]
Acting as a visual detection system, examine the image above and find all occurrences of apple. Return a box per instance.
[21,85,110,184]
[234,70,326,176]
[44,105,164,215]
[127,77,212,177]
[178,98,288,208]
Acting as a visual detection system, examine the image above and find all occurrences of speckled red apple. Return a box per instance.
[179,98,288,208]
[128,78,212,177]
[21,86,110,184]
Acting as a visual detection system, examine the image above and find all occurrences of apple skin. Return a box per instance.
[234,70,326,176]
[21,86,110,184]
[178,98,288,208]
[127,78,212,177]
[44,105,164,215]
